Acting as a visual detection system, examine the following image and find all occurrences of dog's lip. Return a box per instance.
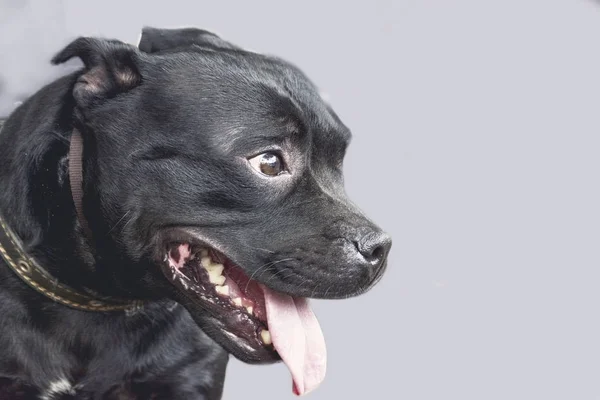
[158,227,284,294]
[158,227,374,299]
[157,227,231,258]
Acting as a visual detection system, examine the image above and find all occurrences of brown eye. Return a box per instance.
[248,152,285,176]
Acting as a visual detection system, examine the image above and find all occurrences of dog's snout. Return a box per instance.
[355,230,392,268]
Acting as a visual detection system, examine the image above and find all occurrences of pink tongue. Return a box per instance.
[261,285,327,396]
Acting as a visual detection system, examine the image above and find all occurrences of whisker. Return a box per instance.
[51,131,70,145]
[108,210,131,234]
[245,258,294,291]
[310,282,321,298]
[323,284,335,298]
[121,213,136,232]
[263,262,295,286]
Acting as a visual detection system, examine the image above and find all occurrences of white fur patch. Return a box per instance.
[40,378,76,400]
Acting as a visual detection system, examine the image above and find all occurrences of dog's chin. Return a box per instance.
[158,235,280,364]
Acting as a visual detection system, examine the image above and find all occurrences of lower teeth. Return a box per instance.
[260,329,272,345]
[215,285,230,296]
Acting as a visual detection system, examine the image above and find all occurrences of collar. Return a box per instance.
[69,128,94,241]
[0,125,144,313]
[0,211,143,312]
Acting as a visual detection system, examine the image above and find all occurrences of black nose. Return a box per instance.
[356,230,392,268]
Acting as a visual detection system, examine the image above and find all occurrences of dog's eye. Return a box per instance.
[248,152,285,177]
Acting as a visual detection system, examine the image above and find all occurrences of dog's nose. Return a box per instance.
[355,230,392,268]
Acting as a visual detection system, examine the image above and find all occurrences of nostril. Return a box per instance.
[370,245,385,263]
[357,231,392,265]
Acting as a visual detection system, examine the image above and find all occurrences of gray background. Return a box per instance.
[1,0,600,399]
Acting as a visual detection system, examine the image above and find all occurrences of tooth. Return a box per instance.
[206,264,225,284]
[210,275,226,285]
[206,263,224,275]
[246,306,253,314]
[207,269,224,284]
[215,285,229,296]
[260,330,272,345]
[233,298,242,306]
[201,257,212,268]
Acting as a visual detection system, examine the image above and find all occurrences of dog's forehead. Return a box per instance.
[155,51,351,147]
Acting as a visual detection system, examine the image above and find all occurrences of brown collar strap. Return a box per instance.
[0,125,143,313]
[69,128,94,240]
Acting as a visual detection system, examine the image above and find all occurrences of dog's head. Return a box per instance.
[52,27,391,394]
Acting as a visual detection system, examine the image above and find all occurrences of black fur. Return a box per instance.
[0,27,391,399]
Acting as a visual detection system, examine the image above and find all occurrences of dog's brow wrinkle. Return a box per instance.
[216,126,246,151]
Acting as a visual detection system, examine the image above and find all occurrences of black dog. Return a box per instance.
[0,27,391,399]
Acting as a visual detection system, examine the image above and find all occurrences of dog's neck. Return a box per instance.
[0,74,142,301]
[0,76,76,247]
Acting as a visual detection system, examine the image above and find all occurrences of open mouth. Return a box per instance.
[160,236,327,396]
[165,243,273,349]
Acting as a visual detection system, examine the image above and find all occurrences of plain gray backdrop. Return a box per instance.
[1,0,600,399]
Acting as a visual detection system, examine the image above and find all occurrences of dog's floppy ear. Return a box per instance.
[51,37,142,107]
[138,26,240,54]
